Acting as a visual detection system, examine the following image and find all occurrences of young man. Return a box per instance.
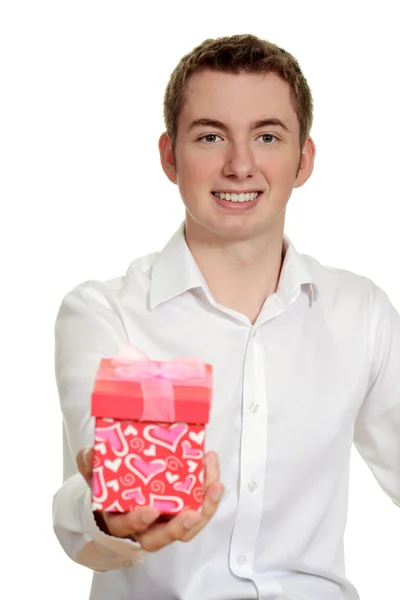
[53,34,400,600]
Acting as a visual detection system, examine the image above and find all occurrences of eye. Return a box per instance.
[258,134,279,144]
[197,134,222,143]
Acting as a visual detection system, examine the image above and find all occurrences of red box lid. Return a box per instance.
[91,358,212,424]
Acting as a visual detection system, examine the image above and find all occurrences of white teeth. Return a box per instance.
[213,192,260,202]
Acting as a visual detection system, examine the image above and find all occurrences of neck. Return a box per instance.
[184,221,285,324]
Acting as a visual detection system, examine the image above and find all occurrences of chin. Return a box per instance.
[186,209,273,242]
[207,220,264,242]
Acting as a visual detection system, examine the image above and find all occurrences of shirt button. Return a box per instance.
[248,480,257,492]
[250,402,259,413]
[237,554,247,565]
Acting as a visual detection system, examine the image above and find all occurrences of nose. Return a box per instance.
[222,142,256,180]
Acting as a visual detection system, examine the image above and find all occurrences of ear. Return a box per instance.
[158,132,177,184]
[294,137,316,189]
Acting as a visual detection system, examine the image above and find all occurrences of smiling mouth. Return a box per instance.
[212,191,262,203]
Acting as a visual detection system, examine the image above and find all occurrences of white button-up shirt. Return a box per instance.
[53,222,400,600]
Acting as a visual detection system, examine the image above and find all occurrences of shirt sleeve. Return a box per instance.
[52,281,147,570]
[354,282,400,508]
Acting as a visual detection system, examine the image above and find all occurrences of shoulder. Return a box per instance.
[302,252,391,309]
[57,250,160,314]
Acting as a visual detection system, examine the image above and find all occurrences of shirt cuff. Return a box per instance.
[82,487,146,567]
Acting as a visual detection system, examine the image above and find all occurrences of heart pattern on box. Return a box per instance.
[187,460,198,473]
[125,454,166,484]
[143,444,156,456]
[95,422,129,456]
[106,479,120,492]
[121,486,146,504]
[124,424,138,437]
[182,440,203,459]
[94,442,107,455]
[189,430,205,445]
[166,471,179,484]
[143,423,188,452]
[173,474,196,494]
[93,418,205,514]
[105,458,122,472]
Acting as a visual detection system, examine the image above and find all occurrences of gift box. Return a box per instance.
[90,344,212,515]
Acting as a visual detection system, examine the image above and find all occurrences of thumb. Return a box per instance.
[76,446,93,487]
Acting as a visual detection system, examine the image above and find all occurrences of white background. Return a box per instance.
[1,1,399,598]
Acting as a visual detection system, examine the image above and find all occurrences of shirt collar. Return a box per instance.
[149,221,318,310]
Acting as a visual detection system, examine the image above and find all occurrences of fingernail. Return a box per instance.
[141,512,157,524]
[210,486,223,503]
[207,452,218,468]
[182,515,199,530]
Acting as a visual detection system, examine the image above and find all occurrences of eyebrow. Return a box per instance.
[187,117,290,133]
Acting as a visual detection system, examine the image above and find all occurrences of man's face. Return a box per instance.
[159,70,315,242]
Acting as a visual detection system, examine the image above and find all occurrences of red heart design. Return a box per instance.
[121,486,146,505]
[173,474,196,494]
[182,440,203,459]
[95,422,128,456]
[149,494,184,513]
[92,467,108,504]
[144,423,188,452]
[125,454,166,484]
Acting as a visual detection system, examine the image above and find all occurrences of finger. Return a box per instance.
[137,509,202,552]
[179,452,224,542]
[139,453,223,549]
[179,481,225,542]
[203,451,220,490]
[76,446,93,486]
[104,506,161,538]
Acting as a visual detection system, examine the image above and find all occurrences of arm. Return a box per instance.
[52,281,224,569]
[354,282,400,507]
[52,281,146,571]
[52,470,145,571]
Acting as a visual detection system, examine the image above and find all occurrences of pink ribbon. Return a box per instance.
[110,343,207,422]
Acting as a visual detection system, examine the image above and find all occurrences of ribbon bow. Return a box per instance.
[110,343,207,422]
